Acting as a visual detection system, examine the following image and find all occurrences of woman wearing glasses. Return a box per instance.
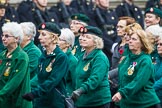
[22,22,69,108]
[58,28,78,96]
[112,30,160,108]
[0,22,32,108]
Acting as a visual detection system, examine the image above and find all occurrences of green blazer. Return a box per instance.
[23,41,42,79]
[75,49,111,107]
[72,36,84,59]
[65,49,78,96]
[0,46,32,108]
[32,45,69,108]
[118,51,160,108]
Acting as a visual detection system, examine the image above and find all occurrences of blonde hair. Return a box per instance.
[93,35,104,49]
[134,30,154,54]
[51,33,59,44]
[125,23,143,35]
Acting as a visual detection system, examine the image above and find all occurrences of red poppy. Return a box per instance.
[41,23,46,29]
[0,60,2,65]
[79,27,84,33]
[119,49,124,55]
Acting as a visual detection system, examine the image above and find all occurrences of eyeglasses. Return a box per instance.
[69,21,83,25]
[1,34,14,38]
[157,43,162,46]
[59,38,66,42]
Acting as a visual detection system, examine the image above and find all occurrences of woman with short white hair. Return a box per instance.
[58,28,78,96]
[71,26,111,108]
[0,22,32,108]
[20,22,42,79]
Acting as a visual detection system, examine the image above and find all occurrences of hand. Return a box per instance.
[112,92,122,102]
[22,92,34,101]
[71,89,83,101]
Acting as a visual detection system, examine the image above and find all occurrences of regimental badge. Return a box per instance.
[127,62,137,75]
[74,16,77,20]
[128,67,133,75]
[42,23,46,29]
[46,59,55,72]
[150,8,154,12]
[72,46,76,55]
[46,65,52,72]
[4,67,10,76]
[83,62,90,71]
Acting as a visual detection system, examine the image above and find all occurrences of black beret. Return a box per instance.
[71,13,90,24]
[79,26,103,37]
[39,22,61,36]
[145,7,162,18]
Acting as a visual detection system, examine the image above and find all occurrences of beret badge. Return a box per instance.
[150,8,154,12]
[74,16,77,20]
[41,23,46,29]
[80,27,84,32]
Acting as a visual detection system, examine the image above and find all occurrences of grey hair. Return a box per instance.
[93,35,104,49]
[60,28,75,48]
[20,22,36,40]
[2,22,23,43]
[145,24,162,37]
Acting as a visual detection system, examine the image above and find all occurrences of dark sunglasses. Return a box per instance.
[1,34,14,38]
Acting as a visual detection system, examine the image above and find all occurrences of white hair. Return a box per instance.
[20,22,36,40]
[2,22,23,43]
[60,28,75,48]
[145,24,162,37]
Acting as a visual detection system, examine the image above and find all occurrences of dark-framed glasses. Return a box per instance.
[157,43,162,46]
[59,38,66,42]
[1,34,14,38]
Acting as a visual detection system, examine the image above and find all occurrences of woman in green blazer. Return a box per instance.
[0,22,32,108]
[71,26,111,108]
[22,22,69,108]
[112,29,160,108]
[58,28,78,96]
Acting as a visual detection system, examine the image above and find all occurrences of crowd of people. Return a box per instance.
[0,0,162,108]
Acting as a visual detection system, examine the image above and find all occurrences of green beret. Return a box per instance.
[39,22,61,36]
[145,7,162,18]
[79,26,103,37]
[71,13,90,24]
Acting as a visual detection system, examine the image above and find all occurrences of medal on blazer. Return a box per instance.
[4,67,10,76]
[83,62,90,71]
[72,46,77,55]
[46,66,52,72]
[4,62,11,76]
[127,62,137,75]
[46,59,55,72]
